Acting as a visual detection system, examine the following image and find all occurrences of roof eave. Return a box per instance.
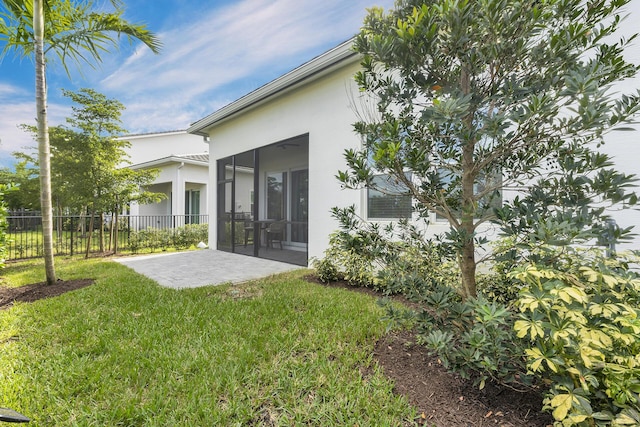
[128,156,208,170]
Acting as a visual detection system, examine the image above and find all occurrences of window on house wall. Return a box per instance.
[367,174,412,219]
[185,189,200,224]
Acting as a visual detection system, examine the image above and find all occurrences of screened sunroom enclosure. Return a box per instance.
[216,135,308,265]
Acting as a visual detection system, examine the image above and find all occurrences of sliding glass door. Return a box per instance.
[215,135,308,265]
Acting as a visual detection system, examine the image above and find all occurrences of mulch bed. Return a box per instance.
[0,279,93,310]
[0,274,554,426]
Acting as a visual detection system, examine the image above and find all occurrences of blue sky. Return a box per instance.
[0,0,396,167]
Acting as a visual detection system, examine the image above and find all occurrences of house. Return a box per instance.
[188,38,640,267]
[119,131,210,229]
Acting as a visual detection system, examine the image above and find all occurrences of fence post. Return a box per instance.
[70,216,74,257]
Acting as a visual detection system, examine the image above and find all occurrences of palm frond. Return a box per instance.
[0,0,161,69]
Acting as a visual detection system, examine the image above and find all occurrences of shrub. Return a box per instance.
[310,256,341,283]
[127,224,208,253]
[313,205,453,293]
[381,278,533,391]
[512,248,640,426]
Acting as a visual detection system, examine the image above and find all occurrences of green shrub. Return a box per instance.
[386,279,533,391]
[127,224,208,253]
[310,256,341,283]
[512,248,640,426]
[314,206,453,292]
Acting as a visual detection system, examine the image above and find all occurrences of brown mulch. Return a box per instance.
[1,274,554,426]
[0,279,94,310]
[306,275,554,427]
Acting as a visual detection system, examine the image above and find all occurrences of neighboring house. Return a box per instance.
[188,39,640,267]
[119,131,209,229]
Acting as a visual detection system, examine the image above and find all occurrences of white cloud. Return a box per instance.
[96,0,395,133]
[0,85,70,167]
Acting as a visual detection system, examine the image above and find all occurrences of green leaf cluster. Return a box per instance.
[18,88,164,215]
[513,248,640,426]
[0,0,161,74]
[413,285,532,391]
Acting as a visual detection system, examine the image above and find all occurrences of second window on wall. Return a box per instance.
[266,172,287,220]
[367,174,412,219]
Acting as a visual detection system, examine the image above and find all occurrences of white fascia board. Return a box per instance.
[187,38,359,136]
[116,130,188,141]
[127,156,208,170]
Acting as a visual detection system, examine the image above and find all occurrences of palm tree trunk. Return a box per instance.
[34,0,56,285]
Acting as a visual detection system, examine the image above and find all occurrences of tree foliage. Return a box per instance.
[21,88,163,218]
[513,248,640,426]
[0,153,40,211]
[341,0,640,298]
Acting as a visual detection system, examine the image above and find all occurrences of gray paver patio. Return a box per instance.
[114,250,302,289]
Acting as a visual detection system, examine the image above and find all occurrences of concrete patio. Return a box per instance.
[114,250,303,289]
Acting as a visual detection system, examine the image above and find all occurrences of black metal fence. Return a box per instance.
[5,213,209,260]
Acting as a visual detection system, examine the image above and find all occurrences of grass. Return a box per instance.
[0,258,414,426]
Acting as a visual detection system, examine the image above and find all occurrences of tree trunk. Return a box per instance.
[34,0,56,285]
[459,64,477,299]
[85,212,94,259]
[99,212,104,253]
[460,143,478,299]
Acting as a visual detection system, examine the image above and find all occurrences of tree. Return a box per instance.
[56,88,162,256]
[0,0,161,284]
[22,88,164,255]
[340,0,640,298]
[0,153,40,210]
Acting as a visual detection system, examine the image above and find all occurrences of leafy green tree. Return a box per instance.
[341,0,640,298]
[0,153,40,210]
[0,0,161,284]
[23,88,163,255]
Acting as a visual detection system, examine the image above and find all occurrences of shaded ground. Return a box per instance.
[0,279,93,310]
[0,275,553,426]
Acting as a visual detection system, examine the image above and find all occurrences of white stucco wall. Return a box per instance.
[202,60,458,261]
[133,161,208,219]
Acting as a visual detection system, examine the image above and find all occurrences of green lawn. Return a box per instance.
[0,258,414,426]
